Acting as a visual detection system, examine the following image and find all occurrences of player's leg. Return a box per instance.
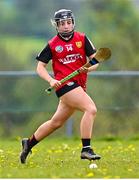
[60,86,101,160]
[61,86,96,138]
[34,100,74,140]
[20,100,74,163]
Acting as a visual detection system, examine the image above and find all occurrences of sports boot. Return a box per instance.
[20,138,32,164]
[81,148,101,161]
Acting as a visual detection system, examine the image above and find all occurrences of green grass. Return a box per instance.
[0,137,139,178]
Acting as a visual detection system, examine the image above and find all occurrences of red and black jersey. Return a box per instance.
[36,31,96,90]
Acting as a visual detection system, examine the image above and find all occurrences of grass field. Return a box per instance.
[0,137,139,178]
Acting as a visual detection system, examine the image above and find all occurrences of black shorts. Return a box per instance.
[55,81,80,98]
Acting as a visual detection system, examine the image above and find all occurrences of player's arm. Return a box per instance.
[84,36,99,72]
[36,61,52,83]
[36,44,61,88]
[87,54,99,72]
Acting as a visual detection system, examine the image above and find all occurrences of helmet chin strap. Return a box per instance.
[58,29,74,38]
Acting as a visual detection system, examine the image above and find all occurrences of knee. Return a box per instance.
[86,105,97,116]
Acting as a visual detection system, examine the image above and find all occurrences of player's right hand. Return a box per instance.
[49,78,61,89]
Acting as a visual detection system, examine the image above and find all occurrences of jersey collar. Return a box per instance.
[57,32,74,42]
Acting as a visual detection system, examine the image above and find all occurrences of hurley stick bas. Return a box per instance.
[45,47,111,94]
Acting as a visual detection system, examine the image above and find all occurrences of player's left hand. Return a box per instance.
[79,67,89,73]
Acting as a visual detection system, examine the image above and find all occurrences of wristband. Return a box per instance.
[89,57,99,65]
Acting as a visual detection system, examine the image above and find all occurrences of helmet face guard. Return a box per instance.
[52,9,75,38]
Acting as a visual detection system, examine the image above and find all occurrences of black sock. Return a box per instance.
[81,139,91,149]
[28,134,39,149]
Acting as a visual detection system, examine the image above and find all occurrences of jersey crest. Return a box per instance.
[55,45,63,53]
[75,41,82,48]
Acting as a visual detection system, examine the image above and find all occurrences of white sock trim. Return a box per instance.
[83,145,91,148]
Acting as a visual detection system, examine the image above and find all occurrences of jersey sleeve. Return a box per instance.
[85,36,96,57]
[36,44,52,63]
